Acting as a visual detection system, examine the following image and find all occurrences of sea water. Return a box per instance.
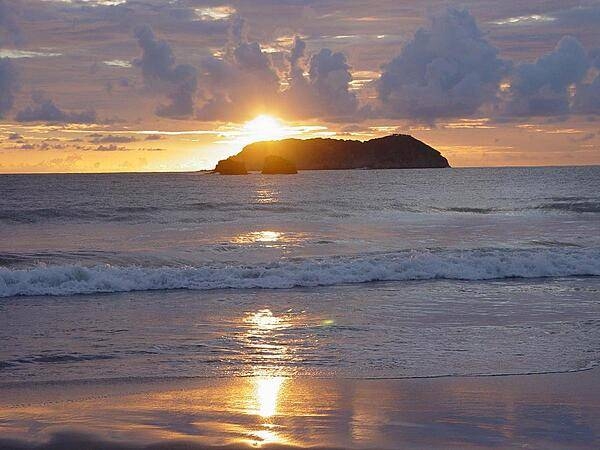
[1,167,599,382]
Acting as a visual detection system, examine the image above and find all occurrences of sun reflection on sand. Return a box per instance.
[254,376,286,418]
[242,309,291,446]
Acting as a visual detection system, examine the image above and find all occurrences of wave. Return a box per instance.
[1,248,599,298]
[2,201,599,224]
[536,201,600,214]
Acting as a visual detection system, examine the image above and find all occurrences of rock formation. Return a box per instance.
[213,134,450,173]
[214,158,247,175]
[261,155,298,174]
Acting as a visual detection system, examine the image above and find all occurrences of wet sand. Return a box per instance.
[0,368,598,449]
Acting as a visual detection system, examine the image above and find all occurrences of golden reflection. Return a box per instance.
[230,229,310,251]
[254,376,286,418]
[231,230,283,245]
[248,308,284,330]
[241,308,292,447]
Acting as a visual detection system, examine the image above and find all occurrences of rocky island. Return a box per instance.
[214,134,449,174]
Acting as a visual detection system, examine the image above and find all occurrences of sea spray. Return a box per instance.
[2,247,599,297]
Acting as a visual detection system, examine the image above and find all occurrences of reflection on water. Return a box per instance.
[254,376,285,418]
[230,230,313,251]
[254,188,279,204]
[231,230,283,246]
[246,308,288,331]
[243,309,290,445]
[239,308,296,374]
[1,370,598,449]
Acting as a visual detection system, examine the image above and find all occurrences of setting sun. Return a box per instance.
[243,115,289,143]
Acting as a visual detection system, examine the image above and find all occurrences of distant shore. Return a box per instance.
[1,367,598,449]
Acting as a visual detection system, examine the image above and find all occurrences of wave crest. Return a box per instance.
[1,248,599,298]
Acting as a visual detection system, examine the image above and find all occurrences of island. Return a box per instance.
[213,134,450,174]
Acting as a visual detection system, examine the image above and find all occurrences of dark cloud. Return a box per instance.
[283,38,358,119]
[502,36,590,117]
[16,92,97,123]
[289,35,306,79]
[0,58,18,117]
[569,132,596,143]
[0,0,22,44]
[133,25,198,118]
[196,17,280,121]
[94,144,126,152]
[91,144,165,152]
[197,22,358,121]
[144,134,164,140]
[7,132,22,140]
[377,8,509,122]
[573,74,600,115]
[550,5,600,26]
[87,134,138,144]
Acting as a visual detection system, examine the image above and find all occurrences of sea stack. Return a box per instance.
[214,158,248,175]
[261,155,298,174]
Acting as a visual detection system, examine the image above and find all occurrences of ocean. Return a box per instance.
[1,167,599,383]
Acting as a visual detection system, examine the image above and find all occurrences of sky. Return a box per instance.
[0,0,599,173]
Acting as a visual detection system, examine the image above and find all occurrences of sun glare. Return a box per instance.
[243,115,288,143]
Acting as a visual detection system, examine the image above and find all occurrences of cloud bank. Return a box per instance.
[134,25,198,118]
[16,92,97,124]
[283,38,358,119]
[377,8,509,121]
[0,58,18,117]
[501,36,589,117]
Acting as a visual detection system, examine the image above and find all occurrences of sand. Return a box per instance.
[0,368,598,449]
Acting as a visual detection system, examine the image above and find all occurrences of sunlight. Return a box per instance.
[248,309,284,330]
[232,231,283,245]
[242,115,288,143]
[255,376,286,418]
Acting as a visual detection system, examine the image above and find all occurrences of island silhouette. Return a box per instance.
[214,134,450,174]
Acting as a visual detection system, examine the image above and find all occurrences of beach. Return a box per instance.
[1,368,599,449]
[1,168,599,448]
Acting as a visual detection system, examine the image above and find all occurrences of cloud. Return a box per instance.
[377,8,509,122]
[501,36,590,117]
[547,5,600,26]
[134,25,198,118]
[196,17,280,121]
[289,35,306,78]
[573,74,600,115]
[283,37,358,119]
[15,92,97,123]
[0,0,22,44]
[87,134,138,143]
[0,57,18,117]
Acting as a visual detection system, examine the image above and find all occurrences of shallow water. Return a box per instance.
[1,278,599,383]
[1,167,599,383]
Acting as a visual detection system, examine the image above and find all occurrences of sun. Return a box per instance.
[242,115,287,143]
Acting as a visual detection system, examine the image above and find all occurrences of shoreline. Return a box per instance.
[1,361,599,390]
[2,367,598,449]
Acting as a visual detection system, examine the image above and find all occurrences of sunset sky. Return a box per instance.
[0,0,599,173]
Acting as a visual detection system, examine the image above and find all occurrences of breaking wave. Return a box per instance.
[1,247,599,298]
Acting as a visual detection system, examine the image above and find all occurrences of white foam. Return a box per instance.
[1,248,599,297]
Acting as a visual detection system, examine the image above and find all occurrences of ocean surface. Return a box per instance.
[1,167,599,383]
